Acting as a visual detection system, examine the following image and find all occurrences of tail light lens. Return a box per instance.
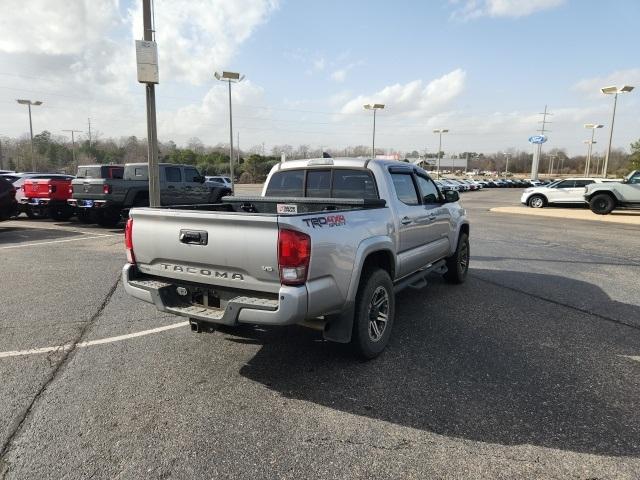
[124,218,135,264]
[68,184,73,195]
[278,229,310,286]
[103,184,112,194]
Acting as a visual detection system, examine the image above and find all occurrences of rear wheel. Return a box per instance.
[25,206,48,219]
[528,195,546,208]
[95,208,122,228]
[350,269,395,360]
[77,210,93,224]
[444,232,470,284]
[49,206,73,221]
[589,193,615,215]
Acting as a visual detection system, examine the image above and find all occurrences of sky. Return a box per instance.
[0,0,639,156]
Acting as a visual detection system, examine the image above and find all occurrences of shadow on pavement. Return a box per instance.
[229,269,640,457]
[0,226,82,245]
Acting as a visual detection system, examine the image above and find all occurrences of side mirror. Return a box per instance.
[444,190,459,203]
[423,193,438,204]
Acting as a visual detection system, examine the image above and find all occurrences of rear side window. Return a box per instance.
[184,168,200,182]
[165,167,182,182]
[107,167,124,179]
[555,180,575,188]
[134,167,146,177]
[391,173,420,205]
[265,170,305,197]
[574,180,593,187]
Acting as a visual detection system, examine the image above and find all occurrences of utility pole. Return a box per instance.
[139,0,160,207]
[531,105,552,180]
[62,129,83,172]
[87,118,92,149]
[237,131,240,164]
[0,138,4,170]
[16,99,42,172]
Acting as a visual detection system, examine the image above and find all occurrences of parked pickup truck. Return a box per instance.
[585,170,640,214]
[68,163,232,227]
[21,176,75,220]
[122,158,470,358]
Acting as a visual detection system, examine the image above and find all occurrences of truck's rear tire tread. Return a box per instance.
[350,268,395,360]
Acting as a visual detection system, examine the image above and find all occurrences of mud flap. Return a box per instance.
[322,303,355,343]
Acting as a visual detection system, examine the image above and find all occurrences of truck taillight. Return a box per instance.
[69,185,73,195]
[278,229,310,286]
[124,218,135,264]
[103,184,112,194]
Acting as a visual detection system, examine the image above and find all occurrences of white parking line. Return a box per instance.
[0,234,119,250]
[621,355,640,363]
[0,321,189,359]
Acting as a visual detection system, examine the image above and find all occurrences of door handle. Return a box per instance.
[427,213,437,221]
[168,185,175,189]
[401,216,412,225]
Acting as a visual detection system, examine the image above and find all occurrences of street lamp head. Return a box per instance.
[363,103,385,110]
[33,101,43,106]
[433,129,449,134]
[584,123,604,129]
[16,99,42,106]
[601,85,635,95]
[215,71,244,82]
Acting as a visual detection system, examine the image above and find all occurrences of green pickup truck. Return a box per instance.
[585,170,640,214]
[69,163,231,227]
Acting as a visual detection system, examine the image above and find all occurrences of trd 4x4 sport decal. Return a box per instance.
[302,214,346,228]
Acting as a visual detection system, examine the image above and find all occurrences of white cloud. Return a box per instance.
[339,69,466,116]
[160,81,267,141]
[451,0,565,20]
[0,0,121,55]
[574,69,640,97]
[331,69,347,82]
[313,58,326,71]
[130,0,279,85]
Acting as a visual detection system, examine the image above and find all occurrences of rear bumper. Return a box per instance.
[122,263,308,326]
[68,199,112,209]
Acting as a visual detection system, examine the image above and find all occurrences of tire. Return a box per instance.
[350,269,395,360]
[25,206,47,219]
[589,193,615,215]
[444,232,470,284]
[528,194,546,208]
[49,206,73,221]
[95,208,122,228]
[77,210,93,224]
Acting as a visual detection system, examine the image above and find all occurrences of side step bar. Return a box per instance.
[393,259,447,294]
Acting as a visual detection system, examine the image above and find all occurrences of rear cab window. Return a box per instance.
[265,168,378,199]
[391,173,420,205]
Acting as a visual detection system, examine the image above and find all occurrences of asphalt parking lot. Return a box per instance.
[1,188,639,479]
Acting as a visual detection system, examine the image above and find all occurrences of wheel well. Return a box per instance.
[459,223,469,237]
[529,193,547,203]
[133,191,149,201]
[588,190,617,203]
[362,250,394,279]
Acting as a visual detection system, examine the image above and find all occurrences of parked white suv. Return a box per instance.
[521,178,618,208]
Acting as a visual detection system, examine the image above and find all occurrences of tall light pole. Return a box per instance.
[583,124,603,176]
[215,71,245,190]
[499,152,511,178]
[62,129,83,172]
[433,129,449,179]
[363,104,384,158]
[601,85,634,178]
[16,99,42,171]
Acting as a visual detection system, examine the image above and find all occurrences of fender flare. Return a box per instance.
[323,236,395,344]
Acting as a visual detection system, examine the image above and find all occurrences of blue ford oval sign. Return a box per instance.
[528,135,547,144]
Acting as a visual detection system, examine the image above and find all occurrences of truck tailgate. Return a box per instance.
[72,178,107,198]
[130,208,282,293]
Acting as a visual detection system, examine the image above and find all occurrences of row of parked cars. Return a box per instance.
[0,164,233,226]
[433,177,545,193]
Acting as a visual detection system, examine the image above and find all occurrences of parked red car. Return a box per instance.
[21,176,75,220]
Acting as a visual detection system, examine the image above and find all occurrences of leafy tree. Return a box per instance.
[630,139,640,170]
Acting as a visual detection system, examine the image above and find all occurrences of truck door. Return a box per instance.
[162,166,183,205]
[390,172,443,278]
[183,166,208,203]
[415,174,452,259]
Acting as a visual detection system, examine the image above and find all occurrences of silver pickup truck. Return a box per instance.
[123,158,470,358]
